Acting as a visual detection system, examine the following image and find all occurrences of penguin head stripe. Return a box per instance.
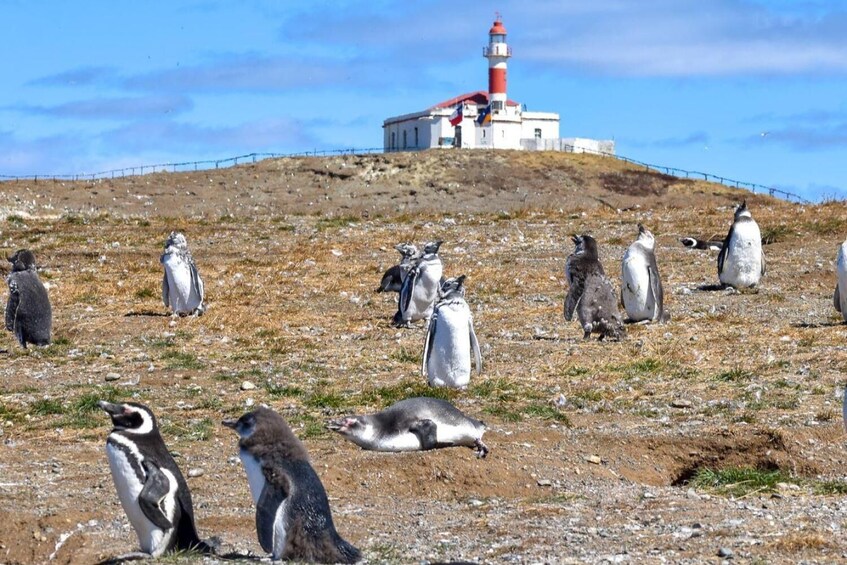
[222,411,258,438]
[423,240,443,255]
[165,231,189,252]
[636,224,655,249]
[438,275,467,299]
[99,401,156,435]
[734,200,751,219]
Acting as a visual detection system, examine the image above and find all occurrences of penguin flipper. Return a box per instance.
[409,419,439,450]
[400,267,418,318]
[5,280,19,332]
[189,260,204,305]
[469,318,482,375]
[421,310,437,377]
[760,250,766,276]
[717,226,733,276]
[161,272,170,309]
[835,285,841,313]
[648,264,664,323]
[256,476,289,555]
[139,460,174,530]
[564,287,580,321]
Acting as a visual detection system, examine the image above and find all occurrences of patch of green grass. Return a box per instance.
[304,391,347,410]
[57,387,123,429]
[358,380,457,406]
[62,213,87,225]
[196,396,222,410]
[563,366,589,377]
[760,224,792,244]
[470,378,528,402]
[483,404,523,422]
[690,466,793,497]
[804,217,847,237]
[316,215,358,231]
[134,287,157,299]
[265,382,305,398]
[30,398,65,416]
[290,413,329,439]
[255,328,277,338]
[522,404,571,426]
[0,402,24,422]
[6,214,26,225]
[161,350,204,370]
[389,347,418,364]
[614,357,664,380]
[812,480,847,495]
[714,367,754,382]
[569,389,605,409]
[161,417,214,441]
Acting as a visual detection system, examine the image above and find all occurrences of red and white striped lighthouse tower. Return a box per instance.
[483,14,511,115]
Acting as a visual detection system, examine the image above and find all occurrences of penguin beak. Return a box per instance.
[221,418,239,430]
[326,419,345,432]
[98,401,124,416]
[570,234,581,245]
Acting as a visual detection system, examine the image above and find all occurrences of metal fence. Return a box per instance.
[0,145,811,204]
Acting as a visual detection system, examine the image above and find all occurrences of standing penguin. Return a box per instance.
[564,235,624,340]
[98,401,216,558]
[222,407,361,564]
[621,224,666,323]
[717,201,765,289]
[422,275,482,388]
[5,249,51,348]
[161,231,205,316]
[328,397,489,458]
[375,243,419,293]
[397,240,443,327]
[834,236,847,321]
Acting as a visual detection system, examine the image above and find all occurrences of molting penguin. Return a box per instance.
[376,243,419,293]
[5,249,52,348]
[223,407,361,564]
[161,232,205,316]
[834,236,847,322]
[328,397,488,458]
[564,235,624,340]
[99,401,216,558]
[717,200,765,289]
[621,224,666,323]
[422,275,482,388]
[397,240,444,327]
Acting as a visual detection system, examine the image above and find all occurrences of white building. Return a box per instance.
[382,16,614,155]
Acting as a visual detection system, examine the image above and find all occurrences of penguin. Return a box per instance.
[222,407,361,564]
[98,401,216,558]
[5,249,52,348]
[564,235,624,340]
[327,397,489,458]
[717,200,765,289]
[160,231,205,316]
[396,240,444,327]
[421,275,482,388]
[679,237,724,251]
[834,236,847,322]
[621,224,666,323]
[375,243,419,293]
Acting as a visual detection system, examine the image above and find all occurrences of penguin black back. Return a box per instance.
[5,249,52,348]
[224,407,361,563]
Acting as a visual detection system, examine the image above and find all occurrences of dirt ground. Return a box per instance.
[1,150,847,564]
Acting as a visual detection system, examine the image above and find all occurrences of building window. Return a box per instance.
[391,132,395,150]
[482,129,486,139]
[414,127,419,147]
[534,128,542,139]
[492,101,504,112]
[501,129,505,138]
[402,130,407,149]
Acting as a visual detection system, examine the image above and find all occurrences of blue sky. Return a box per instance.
[2,0,846,201]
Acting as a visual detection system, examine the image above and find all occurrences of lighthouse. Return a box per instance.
[484,14,511,115]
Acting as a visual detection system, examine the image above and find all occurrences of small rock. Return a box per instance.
[468,499,484,507]
[643,491,656,499]
[584,455,602,465]
[241,381,256,391]
[670,399,692,409]
[717,547,733,558]
[188,468,204,478]
[536,479,552,487]
[104,372,121,382]
[331,249,343,257]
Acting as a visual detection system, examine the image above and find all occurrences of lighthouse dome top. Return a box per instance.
[489,18,507,35]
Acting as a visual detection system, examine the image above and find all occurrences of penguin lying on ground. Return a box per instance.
[396,240,444,327]
[328,397,489,458]
[99,401,217,559]
[223,407,361,564]
[161,231,205,316]
[565,235,624,340]
[422,275,482,388]
[5,249,52,348]
[717,200,765,289]
[679,237,725,251]
[621,224,667,323]
[376,243,419,293]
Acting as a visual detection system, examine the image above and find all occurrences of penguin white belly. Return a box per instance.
[163,255,199,313]
[434,423,478,446]
[621,251,655,322]
[427,307,472,388]
[374,432,424,452]
[838,245,847,320]
[239,450,266,505]
[272,498,289,559]
[409,263,442,321]
[105,443,169,556]
[720,222,763,287]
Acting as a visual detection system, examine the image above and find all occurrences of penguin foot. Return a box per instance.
[98,551,151,564]
[474,439,489,459]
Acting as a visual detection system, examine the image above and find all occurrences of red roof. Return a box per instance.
[431,91,519,109]
[489,19,507,35]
